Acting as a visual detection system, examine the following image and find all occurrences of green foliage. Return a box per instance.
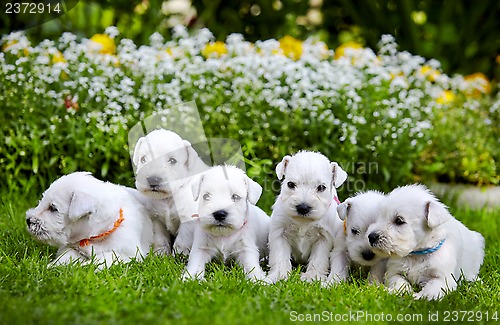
[417,93,499,185]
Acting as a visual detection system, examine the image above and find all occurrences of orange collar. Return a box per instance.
[343,219,347,236]
[79,208,124,247]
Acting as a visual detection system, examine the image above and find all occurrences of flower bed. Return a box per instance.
[1,26,497,193]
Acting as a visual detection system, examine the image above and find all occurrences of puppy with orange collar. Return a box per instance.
[26,172,154,268]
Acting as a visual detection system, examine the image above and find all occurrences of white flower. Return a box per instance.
[104,26,120,39]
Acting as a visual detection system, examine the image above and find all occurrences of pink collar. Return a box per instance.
[329,195,341,207]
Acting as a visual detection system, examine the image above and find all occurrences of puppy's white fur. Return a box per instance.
[133,129,208,255]
[267,151,349,283]
[182,165,270,282]
[26,172,154,268]
[367,184,485,300]
[337,191,387,283]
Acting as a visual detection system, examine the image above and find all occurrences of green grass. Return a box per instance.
[1,189,499,325]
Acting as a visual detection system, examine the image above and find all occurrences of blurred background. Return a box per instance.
[2,0,500,79]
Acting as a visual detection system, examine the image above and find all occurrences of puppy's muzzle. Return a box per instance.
[25,216,45,237]
[212,210,228,222]
[368,232,381,246]
[295,203,312,216]
[361,250,376,261]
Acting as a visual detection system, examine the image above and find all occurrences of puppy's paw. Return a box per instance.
[414,289,444,301]
[47,260,60,268]
[386,284,413,296]
[266,271,289,284]
[181,270,204,282]
[300,271,325,283]
[173,242,190,256]
[153,245,172,256]
[323,274,348,287]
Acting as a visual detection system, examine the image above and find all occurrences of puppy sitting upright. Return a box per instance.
[182,165,270,282]
[133,129,208,255]
[337,191,387,283]
[267,151,349,284]
[367,184,485,300]
[26,172,154,268]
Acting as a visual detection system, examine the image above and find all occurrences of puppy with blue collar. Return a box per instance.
[367,184,485,300]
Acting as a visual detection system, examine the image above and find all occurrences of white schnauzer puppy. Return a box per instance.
[26,172,154,268]
[133,129,208,255]
[267,151,349,284]
[337,191,387,284]
[367,184,485,300]
[182,165,270,282]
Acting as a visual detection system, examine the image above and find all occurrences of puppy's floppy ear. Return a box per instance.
[425,200,452,228]
[246,176,263,205]
[132,137,145,166]
[276,155,291,180]
[337,202,350,221]
[68,191,96,221]
[331,162,348,188]
[191,175,204,201]
[183,140,199,172]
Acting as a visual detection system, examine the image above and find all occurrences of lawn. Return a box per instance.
[0,189,498,325]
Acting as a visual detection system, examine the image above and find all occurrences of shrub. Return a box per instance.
[1,27,497,197]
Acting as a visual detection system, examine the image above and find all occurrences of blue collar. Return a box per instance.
[410,239,445,255]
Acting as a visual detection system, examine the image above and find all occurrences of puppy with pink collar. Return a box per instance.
[182,165,270,282]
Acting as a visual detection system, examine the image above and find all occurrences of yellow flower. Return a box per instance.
[2,40,29,56]
[436,90,455,105]
[419,65,440,82]
[278,35,303,60]
[89,34,116,55]
[201,41,228,59]
[334,41,362,60]
[51,51,66,64]
[464,72,491,96]
[390,71,404,80]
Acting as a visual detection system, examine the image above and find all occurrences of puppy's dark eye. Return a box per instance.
[168,157,177,165]
[48,204,58,213]
[351,227,360,235]
[202,193,211,201]
[317,184,327,192]
[231,193,241,202]
[287,182,296,189]
[394,216,406,225]
[140,156,147,164]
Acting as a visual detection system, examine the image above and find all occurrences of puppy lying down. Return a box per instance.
[182,165,270,282]
[26,172,154,268]
[367,184,485,300]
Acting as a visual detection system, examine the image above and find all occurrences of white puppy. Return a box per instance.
[26,172,154,268]
[367,184,485,300]
[182,165,270,282]
[337,191,387,283]
[133,129,208,255]
[267,151,349,284]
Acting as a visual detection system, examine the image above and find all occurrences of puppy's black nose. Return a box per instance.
[213,210,228,222]
[368,232,380,246]
[147,176,163,187]
[296,203,312,216]
[26,218,33,227]
[361,250,376,261]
